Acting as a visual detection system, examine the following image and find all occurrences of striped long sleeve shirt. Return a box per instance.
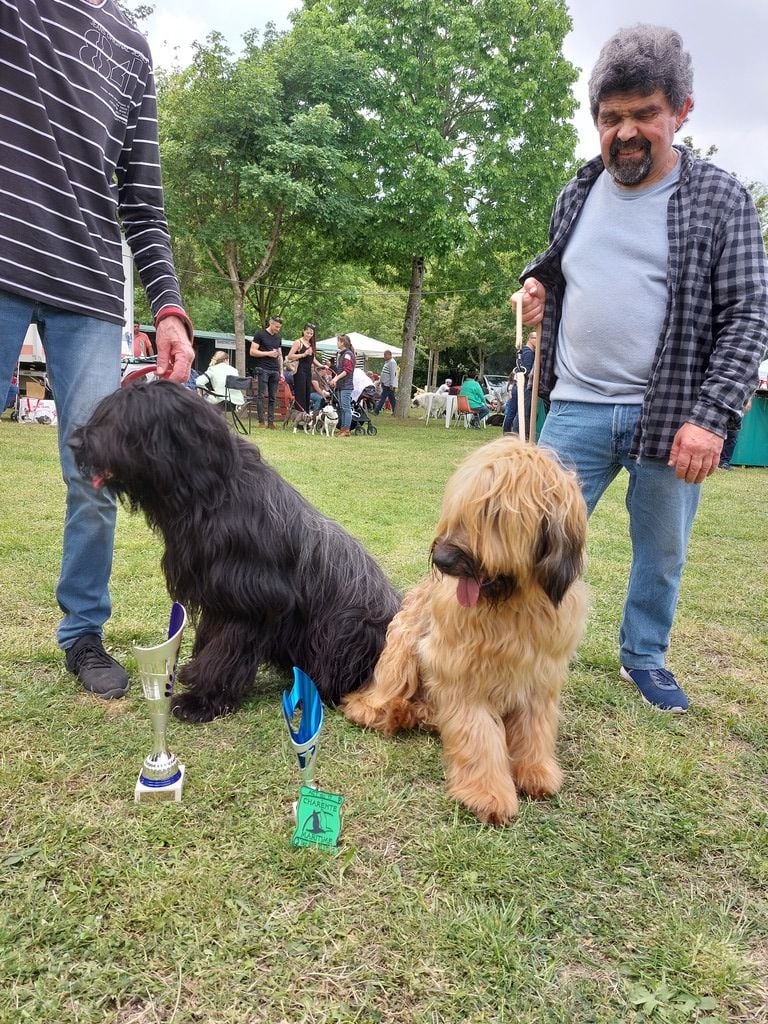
[522,147,768,460]
[0,0,184,325]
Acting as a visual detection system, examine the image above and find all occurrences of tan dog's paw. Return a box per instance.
[450,782,520,826]
[341,691,381,729]
[342,693,407,735]
[513,760,563,799]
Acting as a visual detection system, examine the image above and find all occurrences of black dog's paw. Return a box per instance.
[171,692,234,723]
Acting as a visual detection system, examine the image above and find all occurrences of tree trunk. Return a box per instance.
[395,255,425,418]
[233,286,246,375]
[428,348,441,389]
[224,243,247,375]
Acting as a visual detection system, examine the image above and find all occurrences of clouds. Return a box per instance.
[146,0,768,184]
[146,0,295,69]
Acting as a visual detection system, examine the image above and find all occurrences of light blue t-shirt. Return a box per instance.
[551,161,681,404]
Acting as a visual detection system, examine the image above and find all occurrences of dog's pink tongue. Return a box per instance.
[456,577,480,608]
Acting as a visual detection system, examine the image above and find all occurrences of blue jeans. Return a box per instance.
[502,389,532,434]
[0,290,122,648]
[337,388,352,429]
[539,401,701,669]
[374,385,397,414]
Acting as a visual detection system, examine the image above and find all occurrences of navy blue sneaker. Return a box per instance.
[620,666,689,714]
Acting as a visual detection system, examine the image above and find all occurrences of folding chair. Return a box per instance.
[456,394,486,429]
[225,375,253,434]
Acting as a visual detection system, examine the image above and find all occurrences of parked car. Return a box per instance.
[483,374,508,409]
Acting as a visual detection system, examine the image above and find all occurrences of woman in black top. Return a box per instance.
[286,324,317,412]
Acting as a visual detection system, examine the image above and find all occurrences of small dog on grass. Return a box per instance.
[70,380,400,722]
[285,408,316,434]
[320,404,339,437]
[343,437,588,825]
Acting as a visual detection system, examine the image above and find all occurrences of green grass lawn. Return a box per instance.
[0,414,766,1024]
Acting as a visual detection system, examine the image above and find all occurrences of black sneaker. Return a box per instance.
[65,634,129,699]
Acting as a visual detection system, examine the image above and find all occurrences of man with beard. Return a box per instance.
[514,25,767,713]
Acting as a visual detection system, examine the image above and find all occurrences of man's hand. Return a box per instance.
[668,422,723,483]
[509,277,546,325]
[155,316,195,383]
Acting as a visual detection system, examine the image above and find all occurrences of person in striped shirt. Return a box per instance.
[0,0,195,698]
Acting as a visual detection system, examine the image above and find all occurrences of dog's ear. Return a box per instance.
[533,511,585,607]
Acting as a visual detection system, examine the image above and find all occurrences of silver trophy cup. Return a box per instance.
[133,602,187,802]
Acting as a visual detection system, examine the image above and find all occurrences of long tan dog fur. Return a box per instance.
[343,436,588,825]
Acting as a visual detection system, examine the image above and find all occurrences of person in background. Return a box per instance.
[132,321,154,357]
[0,0,195,700]
[195,351,245,412]
[436,378,453,395]
[310,364,332,412]
[249,315,283,429]
[374,350,399,414]
[514,25,767,713]
[2,373,19,419]
[331,335,356,437]
[719,396,753,469]
[459,372,490,427]
[286,323,317,412]
[352,366,377,406]
[502,331,537,435]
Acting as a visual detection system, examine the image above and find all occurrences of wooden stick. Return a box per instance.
[513,292,526,441]
[528,326,541,445]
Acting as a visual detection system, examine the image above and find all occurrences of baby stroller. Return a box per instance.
[351,393,377,436]
[326,386,378,436]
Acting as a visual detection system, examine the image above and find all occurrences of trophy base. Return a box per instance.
[135,764,186,803]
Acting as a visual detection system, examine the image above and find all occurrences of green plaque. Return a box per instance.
[291,786,344,848]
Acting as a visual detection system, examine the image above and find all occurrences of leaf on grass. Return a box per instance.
[337,845,357,878]
[2,845,41,868]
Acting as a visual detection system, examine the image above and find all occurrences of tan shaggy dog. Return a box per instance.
[343,437,588,825]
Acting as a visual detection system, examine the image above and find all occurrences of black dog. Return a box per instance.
[70,380,401,722]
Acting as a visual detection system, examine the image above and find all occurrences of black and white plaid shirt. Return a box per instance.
[522,147,768,459]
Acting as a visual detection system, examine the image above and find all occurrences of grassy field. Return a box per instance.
[0,413,766,1024]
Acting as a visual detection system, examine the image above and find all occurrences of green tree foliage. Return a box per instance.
[157,26,369,370]
[114,1,153,28]
[747,181,768,248]
[303,0,578,413]
[681,136,767,249]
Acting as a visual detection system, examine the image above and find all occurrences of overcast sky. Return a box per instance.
[146,0,768,184]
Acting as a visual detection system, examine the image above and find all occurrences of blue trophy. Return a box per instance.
[282,667,344,846]
[282,666,324,790]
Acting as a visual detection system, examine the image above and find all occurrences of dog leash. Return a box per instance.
[512,293,527,443]
[528,320,541,445]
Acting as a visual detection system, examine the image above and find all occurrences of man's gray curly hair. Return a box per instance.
[588,25,694,121]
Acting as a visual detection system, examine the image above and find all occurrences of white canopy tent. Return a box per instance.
[316,333,401,359]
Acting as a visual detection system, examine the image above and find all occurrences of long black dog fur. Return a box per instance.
[70,379,401,722]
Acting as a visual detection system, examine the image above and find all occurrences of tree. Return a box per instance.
[747,181,768,248]
[304,0,578,414]
[115,1,153,27]
[158,25,369,371]
[681,136,767,248]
